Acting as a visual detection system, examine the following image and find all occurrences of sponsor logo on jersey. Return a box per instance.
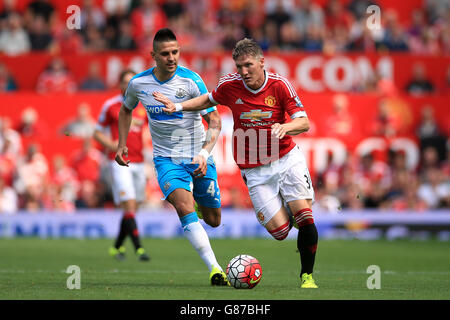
[264,95,277,107]
[175,88,188,99]
[145,105,183,120]
[140,90,150,96]
[240,109,273,122]
[235,98,244,104]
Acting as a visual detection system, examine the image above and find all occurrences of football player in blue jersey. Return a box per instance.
[115,28,228,286]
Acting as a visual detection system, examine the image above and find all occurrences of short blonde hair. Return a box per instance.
[232,38,263,61]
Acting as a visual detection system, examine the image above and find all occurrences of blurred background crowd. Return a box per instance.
[0,0,449,214]
[0,0,449,56]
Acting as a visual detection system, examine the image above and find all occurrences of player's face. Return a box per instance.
[235,54,265,90]
[152,40,180,76]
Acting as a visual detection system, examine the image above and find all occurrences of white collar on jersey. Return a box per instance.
[242,70,268,94]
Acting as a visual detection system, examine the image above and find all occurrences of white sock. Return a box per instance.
[183,221,221,272]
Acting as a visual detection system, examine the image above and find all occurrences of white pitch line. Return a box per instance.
[0,269,449,275]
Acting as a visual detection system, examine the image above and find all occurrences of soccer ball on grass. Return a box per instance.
[226,254,262,289]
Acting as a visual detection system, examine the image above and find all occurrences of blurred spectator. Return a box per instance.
[382,23,409,52]
[130,0,167,47]
[354,152,392,195]
[425,0,450,24]
[162,0,186,21]
[0,63,18,92]
[405,63,435,95]
[0,12,30,56]
[371,99,399,138]
[53,28,83,55]
[302,24,323,52]
[24,0,56,26]
[323,94,360,146]
[0,175,18,214]
[47,154,78,211]
[0,116,22,157]
[111,19,137,50]
[27,15,54,51]
[407,9,427,38]
[0,0,19,24]
[69,138,103,182]
[36,57,77,93]
[79,61,106,91]
[390,175,428,211]
[221,23,245,51]
[279,21,302,50]
[242,0,266,37]
[0,135,18,188]
[266,0,292,47]
[103,0,130,50]
[419,146,441,174]
[103,0,132,17]
[75,179,104,209]
[291,0,324,37]
[82,24,108,52]
[15,106,49,150]
[324,0,353,34]
[80,0,106,30]
[417,167,449,208]
[416,105,447,159]
[363,179,388,209]
[14,143,49,209]
[265,0,294,15]
[60,102,96,139]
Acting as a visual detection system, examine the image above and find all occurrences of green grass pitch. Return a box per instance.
[0,238,449,300]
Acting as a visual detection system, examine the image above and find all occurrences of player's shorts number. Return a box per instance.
[206,181,215,197]
[304,174,311,189]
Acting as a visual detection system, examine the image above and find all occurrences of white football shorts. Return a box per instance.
[109,161,146,205]
[241,146,315,226]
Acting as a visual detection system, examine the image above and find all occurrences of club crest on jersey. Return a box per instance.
[175,88,188,99]
[264,95,277,107]
[240,109,273,122]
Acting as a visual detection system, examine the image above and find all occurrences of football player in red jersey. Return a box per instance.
[154,38,319,288]
[93,69,150,262]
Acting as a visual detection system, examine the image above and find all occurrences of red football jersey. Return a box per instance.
[96,94,148,162]
[209,72,307,169]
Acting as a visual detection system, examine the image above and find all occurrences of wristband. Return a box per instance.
[174,103,183,112]
[198,149,210,161]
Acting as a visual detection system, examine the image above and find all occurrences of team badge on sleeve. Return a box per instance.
[294,96,304,108]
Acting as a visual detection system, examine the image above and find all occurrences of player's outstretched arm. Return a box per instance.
[271,117,310,139]
[192,110,222,178]
[115,104,133,167]
[153,92,215,113]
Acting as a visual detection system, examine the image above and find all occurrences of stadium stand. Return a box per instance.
[0,0,448,213]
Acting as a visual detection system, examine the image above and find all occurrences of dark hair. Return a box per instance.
[232,38,263,61]
[153,28,177,50]
[119,69,136,82]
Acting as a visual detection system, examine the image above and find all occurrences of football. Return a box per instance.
[226,254,262,289]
